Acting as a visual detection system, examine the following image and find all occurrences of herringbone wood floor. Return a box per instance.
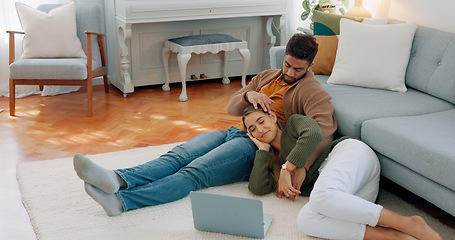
[0,78,453,239]
[0,78,243,239]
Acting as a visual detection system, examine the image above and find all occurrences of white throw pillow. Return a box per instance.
[327,18,417,92]
[15,1,86,59]
[361,18,389,25]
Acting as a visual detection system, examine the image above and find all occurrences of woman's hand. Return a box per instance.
[291,167,307,196]
[277,171,301,200]
[247,131,270,151]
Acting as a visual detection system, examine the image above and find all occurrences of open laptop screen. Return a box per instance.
[190,191,273,239]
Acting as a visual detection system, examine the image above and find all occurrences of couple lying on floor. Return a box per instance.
[73,33,441,240]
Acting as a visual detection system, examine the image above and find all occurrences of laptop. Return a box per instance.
[190,191,273,239]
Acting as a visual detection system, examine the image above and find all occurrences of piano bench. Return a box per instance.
[162,34,250,101]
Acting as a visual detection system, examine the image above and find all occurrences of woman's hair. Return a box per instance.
[242,104,281,189]
[242,104,266,129]
[242,105,283,130]
[285,33,318,64]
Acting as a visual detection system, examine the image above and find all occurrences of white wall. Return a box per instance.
[375,0,455,33]
[291,0,455,36]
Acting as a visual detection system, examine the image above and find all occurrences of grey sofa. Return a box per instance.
[270,24,455,217]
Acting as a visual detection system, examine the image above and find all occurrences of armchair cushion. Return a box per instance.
[15,1,86,59]
[9,59,101,80]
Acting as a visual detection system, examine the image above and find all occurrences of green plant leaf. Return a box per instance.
[319,0,330,6]
[301,10,311,21]
[339,8,345,15]
[302,0,311,11]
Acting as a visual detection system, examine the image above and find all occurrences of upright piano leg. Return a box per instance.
[177,53,191,102]
[162,46,172,92]
[239,48,250,88]
[222,51,230,85]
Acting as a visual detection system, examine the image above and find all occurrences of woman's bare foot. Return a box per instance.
[375,208,442,240]
[365,225,416,240]
[406,216,443,240]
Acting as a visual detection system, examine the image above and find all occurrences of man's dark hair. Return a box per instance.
[285,33,318,64]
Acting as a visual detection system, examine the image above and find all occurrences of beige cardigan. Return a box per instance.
[227,69,337,168]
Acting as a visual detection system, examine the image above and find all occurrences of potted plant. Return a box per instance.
[299,0,349,31]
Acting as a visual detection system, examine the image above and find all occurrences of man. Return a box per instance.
[73,33,337,216]
[228,33,337,194]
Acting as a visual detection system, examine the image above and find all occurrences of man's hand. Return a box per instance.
[291,167,307,195]
[245,91,274,113]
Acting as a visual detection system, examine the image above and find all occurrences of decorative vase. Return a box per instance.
[345,0,371,18]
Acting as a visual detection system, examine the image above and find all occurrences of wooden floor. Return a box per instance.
[0,78,453,239]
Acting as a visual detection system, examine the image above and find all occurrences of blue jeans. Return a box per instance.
[114,127,257,211]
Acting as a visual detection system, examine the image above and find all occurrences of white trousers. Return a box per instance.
[297,139,383,240]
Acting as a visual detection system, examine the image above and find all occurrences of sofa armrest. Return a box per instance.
[269,46,285,69]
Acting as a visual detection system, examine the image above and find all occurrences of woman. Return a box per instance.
[242,105,442,240]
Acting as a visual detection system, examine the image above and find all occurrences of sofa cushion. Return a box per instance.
[327,19,417,92]
[405,26,455,104]
[312,10,363,36]
[316,75,455,138]
[361,109,455,192]
[312,35,338,75]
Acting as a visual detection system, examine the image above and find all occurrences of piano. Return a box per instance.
[104,0,289,96]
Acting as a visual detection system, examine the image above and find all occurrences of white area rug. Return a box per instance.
[17,143,454,240]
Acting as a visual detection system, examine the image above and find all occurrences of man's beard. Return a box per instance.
[281,69,307,85]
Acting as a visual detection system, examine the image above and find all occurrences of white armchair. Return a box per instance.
[8,4,109,117]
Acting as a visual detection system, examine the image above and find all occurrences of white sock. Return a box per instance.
[73,153,125,194]
[85,183,123,216]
